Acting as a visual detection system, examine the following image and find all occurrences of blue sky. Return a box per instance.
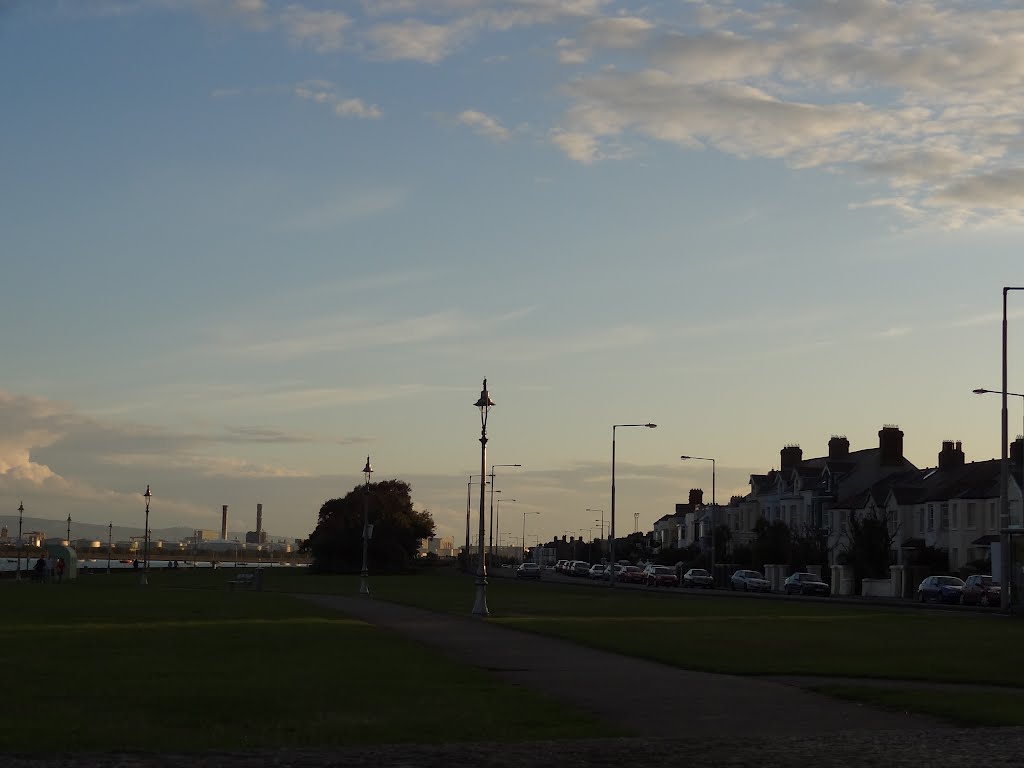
[1,0,1023,546]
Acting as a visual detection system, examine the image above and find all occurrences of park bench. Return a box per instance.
[227,571,258,590]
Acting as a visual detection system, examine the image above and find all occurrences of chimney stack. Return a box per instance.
[878,425,904,466]
[828,435,850,459]
[780,445,803,472]
[937,440,965,470]
[688,488,704,506]
[221,505,228,540]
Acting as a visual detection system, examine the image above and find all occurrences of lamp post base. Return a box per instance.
[471,577,489,617]
[359,571,370,596]
[138,574,148,586]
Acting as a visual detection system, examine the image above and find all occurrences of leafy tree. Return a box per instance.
[306,479,435,573]
[752,519,791,568]
[789,525,832,571]
[837,511,897,585]
[713,524,731,565]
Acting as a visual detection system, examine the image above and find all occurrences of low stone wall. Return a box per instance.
[861,578,894,598]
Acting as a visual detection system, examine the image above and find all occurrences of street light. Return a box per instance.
[16,501,24,582]
[141,485,152,586]
[107,522,112,574]
[587,509,605,540]
[610,423,657,585]
[360,456,373,596]
[974,388,1024,449]
[998,287,1024,610]
[472,379,495,618]
[66,514,71,544]
[496,498,516,562]
[681,455,717,571]
[489,463,522,562]
[522,510,539,563]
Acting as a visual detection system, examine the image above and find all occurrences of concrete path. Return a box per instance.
[298,594,940,738]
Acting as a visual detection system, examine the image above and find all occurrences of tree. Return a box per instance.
[838,511,897,585]
[306,479,435,573]
[752,519,791,568]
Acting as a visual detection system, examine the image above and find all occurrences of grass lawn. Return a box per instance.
[0,574,610,752]
[813,685,1024,727]
[196,566,1024,688]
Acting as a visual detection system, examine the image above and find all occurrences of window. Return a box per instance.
[927,504,935,532]
[918,509,925,534]
[941,503,949,530]
[951,503,959,529]
[951,548,959,568]
[966,502,976,528]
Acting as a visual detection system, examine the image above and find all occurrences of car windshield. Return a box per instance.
[691,569,708,576]
[979,576,994,586]
[654,567,673,575]
[796,573,813,581]
[747,572,765,580]
[625,566,640,572]
[937,577,965,586]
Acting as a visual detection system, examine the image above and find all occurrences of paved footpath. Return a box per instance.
[298,594,936,738]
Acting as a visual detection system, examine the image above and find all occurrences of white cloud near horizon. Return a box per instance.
[457,109,510,141]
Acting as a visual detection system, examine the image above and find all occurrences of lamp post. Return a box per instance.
[998,287,1024,610]
[472,379,495,618]
[107,522,112,574]
[496,498,516,563]
[66,514,71,544]
[588,509,605,539]
[359,456,373,595]
[16,501,24,582]
[489,463,522,563]
[141,485,152,586]
[610,424,657,584]
[681,455,717,571]
[522,510,539,563]
[581,527,592,561]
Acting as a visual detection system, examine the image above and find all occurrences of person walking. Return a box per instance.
[56,557,66,583]
[33,556,46,583]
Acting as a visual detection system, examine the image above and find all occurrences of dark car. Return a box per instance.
[961,574,1000,607]
[917,575,965,604]
[570,561,591,577]
[783,572,830,596]
[643,565,679,588]
[682,568,714,588]
[516,562,541,579]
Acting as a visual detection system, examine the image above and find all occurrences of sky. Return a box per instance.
[2,0,1024,548]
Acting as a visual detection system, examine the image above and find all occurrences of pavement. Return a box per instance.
[297,593,942,739]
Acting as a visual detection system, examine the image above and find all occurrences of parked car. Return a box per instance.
[917,575,966,604]
[960,574,1000,607]
[588,563,609,580]
[682,568,714,589]
[617,565,644,584]
[730,569,771,592]
[570,560,591,577]
[515,562,541,579]
[555,559,568,574]
[783,572,830,596]
[643,564,679,587]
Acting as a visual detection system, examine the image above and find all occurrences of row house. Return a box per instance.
[652,489,705,550]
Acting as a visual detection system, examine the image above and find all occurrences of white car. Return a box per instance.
[730,569,771,592]
[588,563,609,579]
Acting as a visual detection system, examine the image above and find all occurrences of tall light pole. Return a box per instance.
[522,510,539,563]
[580,528,592,561]
[611,424,657,584]
[16,501,24,582]
[141,485,152,586]
[472,379,495,618]
[681,455,717,570]
[999,288,1024,610]
[360,456,373,595]
[107,522,112,574]
[489,463,521,563]
[496,498,516,562]
[66,514,71,544]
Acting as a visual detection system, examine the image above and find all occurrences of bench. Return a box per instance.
[227,572,258,590]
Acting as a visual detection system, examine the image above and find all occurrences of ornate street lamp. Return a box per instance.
[610,424,656,585]
[66,514,71,544]
[16,501,24,582]
[472,379,495,617]
[141,485,152,586]
[465,474,486,573]
[360,455,373,596]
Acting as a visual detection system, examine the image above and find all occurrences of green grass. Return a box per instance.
[0,575,610,751]
[813,685,1024,727]
[235,567,1024,688]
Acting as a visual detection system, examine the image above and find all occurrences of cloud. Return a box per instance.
[457,109,510,141]
[280,5,351,52]
[366,19,467,63]
[294,79,382,119]
[283,187,405,230]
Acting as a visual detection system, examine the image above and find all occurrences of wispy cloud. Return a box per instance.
[280,5,351,52]
[284,186,405,230]
[294,79,382,119]
[457,109,510,141]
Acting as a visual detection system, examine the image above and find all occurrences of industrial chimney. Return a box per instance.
[221,505,228,540]
[256,503,263,540]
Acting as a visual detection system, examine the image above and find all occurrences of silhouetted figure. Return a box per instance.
[132,558,139,570]
[56,557,65,583]
[33,556,46,583]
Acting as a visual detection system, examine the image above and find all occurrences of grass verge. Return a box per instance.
[812,685,1024,727]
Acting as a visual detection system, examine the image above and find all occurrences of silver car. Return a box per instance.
[730,569,771,592]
